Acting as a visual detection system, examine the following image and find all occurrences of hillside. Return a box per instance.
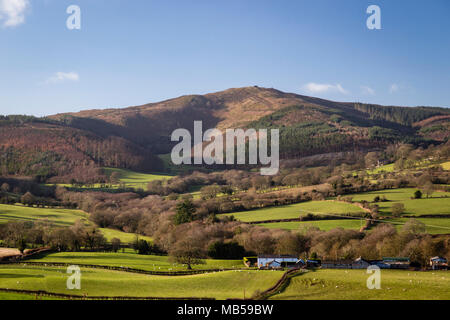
[0,117,163,182]
[1,87,449,181]
[51,87,450,155]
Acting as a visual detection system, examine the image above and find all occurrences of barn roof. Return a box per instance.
[382,257,410,262]
[258,255,297,259]
[430,256,447,262]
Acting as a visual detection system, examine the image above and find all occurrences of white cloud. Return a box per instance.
[361,86,375,95]
[44,72,80,84]
[389,83,399,93]
[0,0,30,27]
[303,82,349,95]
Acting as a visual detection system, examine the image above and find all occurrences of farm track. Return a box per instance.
[254,268,304,300]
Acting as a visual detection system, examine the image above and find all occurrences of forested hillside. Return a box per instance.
[0,117,163,183]
[1,87,449,182]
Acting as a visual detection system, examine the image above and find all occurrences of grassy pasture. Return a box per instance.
[442,161,450,171]
[103,167,172,190]
[366,163,395,174]
[0,265,281,299]
[257,217,450,234]
[383,218,450,234]
[0,204,150,244]
[98,228,152,243]
[347,188,450,216]
[262,183,332,196]
[270,269,450,300]
[248,189,450,233]
[223,201,365,223]
[258,219,364,231]
[363,160,449,175]
[46,168,172,192]
[0,204,89,227]
[26,252,244,271]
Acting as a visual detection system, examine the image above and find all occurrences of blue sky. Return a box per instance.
[0,0,449,116]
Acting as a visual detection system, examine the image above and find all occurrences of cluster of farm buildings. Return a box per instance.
[245,255,448,271]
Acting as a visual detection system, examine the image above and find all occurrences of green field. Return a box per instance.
[103,167,172,190]
[442,161,450,171]
[348,188,450,216]
[383,218,450,234]
[47,168,172,191]
[98,228,153,243]
[270,269,450,300]
[367,163,395,174]
[243,188,450,233]
[0,204,89,227]
[0,204,151,244]
[0,265,282,299]
[258,219,364,231]
[224,201,365,223]
[258,217,450,234]
[2,265,447,300]
[364,160,450,175]
[26,252,244,271]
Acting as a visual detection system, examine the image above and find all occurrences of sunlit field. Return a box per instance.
[223,201,365,223]
[103,167,172,190]
[258,219,364,231]
[0,265,282,300]
[270,269,450,300]
[0,204,89,227]
[98,228,152,243]
[347,189,450,216]
[26,252,244,272]
[0,204,150,243]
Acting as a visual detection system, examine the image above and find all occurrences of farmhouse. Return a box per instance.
[257,255,301,269]
[321,260,353,269]
[382,257,410,269]
[321,257,370,269]
[306,259,321,268]
[430,256,448,270]
[243,256,258,267]
[368,260,391,269]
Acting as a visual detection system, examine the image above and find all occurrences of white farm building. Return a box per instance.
[257,255,301,269]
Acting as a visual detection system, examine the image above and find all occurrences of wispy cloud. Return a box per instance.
[361,86,375,95]
[303,82,349,95]
[389,83,399,94]
[0,0,30,27]
[44,72,80,84]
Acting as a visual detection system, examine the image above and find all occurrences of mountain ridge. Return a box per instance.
[1,86,449,181]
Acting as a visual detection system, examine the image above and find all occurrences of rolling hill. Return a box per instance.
[1,87,449,181]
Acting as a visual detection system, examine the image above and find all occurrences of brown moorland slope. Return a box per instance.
[50,87,449,154]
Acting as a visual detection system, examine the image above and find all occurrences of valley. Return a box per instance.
[1,87,449,301]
